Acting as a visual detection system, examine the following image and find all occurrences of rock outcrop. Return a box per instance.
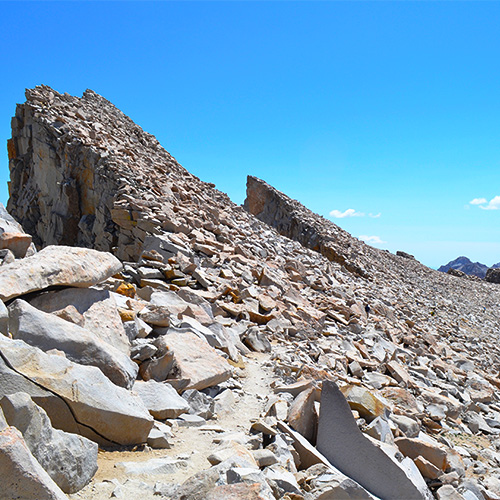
[5,85,500,500]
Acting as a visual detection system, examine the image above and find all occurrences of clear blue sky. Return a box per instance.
[2,1,500,269]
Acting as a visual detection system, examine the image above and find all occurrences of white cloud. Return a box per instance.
[470,198,488,205]
[369,213,381,218]
[329,208,365,218]
[359,235,386,245]
[479,196,500,210]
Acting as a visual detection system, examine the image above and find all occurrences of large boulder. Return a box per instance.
[28,287,129,353]
[0,246,122,301]
[0,392,97,493]
[486,268,500,284]
[0,337,153,446]
[155,328,233,391]
[8,299,137,389]
[0,425,67,500]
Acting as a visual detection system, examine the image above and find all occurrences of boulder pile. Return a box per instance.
[1,85,500,499]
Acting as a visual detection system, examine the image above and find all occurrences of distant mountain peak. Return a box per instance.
[438,256,490,278]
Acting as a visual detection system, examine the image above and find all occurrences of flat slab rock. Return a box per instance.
[159,328,233,391]
[317,380,432,500]
[0,245,122,301]
[0,337,153,446]
[28,287,130,354]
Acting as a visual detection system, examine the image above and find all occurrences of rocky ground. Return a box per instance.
[1,85,500,499]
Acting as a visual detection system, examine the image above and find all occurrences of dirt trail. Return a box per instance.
[70,352,274,499]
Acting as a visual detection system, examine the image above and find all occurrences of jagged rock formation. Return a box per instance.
[7,86,199,261]
[5,86,500,499]
[244,175,369,277]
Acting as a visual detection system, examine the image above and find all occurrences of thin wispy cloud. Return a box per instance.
[359,235,386,245]
[369,213,381,218]
[329,208,365,218]
[469,196,500,210]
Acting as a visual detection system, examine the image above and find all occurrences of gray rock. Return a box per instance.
[226,467,275,498]
[130,339,158,361]
[9,299,137,389]
[116,457,187,475]
[171,456,257,500]
[0,202,33,259]
[153,328,232,391]
[364,415,394,444]
[306,464,377,500]
[391,414,420,438]
[0,299,8,336]
[146,421,173,449]
[182,389,216,419]
[243,327,272,353]
[133,380,189,419]
[176,414,206,427]
[0,337,153,446]
[0,245,122,301]
[252,449,278,467]
[0,353,82,436]
[316,380,432,500]
[0,425,67,500]
[0,392,97,493]
[0,248,15,266]
[486,268,500,284]
[264,464,302,496]
[0,406,7,430]
[28,287,130,354]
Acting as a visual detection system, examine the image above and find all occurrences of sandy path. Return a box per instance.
[70,352,273,499]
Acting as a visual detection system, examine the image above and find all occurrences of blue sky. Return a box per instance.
[2,1,500,269]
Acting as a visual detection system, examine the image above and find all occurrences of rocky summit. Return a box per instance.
[2,85,500,500]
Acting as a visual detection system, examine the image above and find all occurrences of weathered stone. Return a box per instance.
[306,463,376,500]
[316,380,432,500]
[0,203,33,258]
[139,350,175,382]
[116,457,187,475]
[133,380,189,419]
[243,327,272,353]
[340,385,388,422]
[28,287,129,353]
[205,482,271,500]
[0,426,67,500]
[0,246,122,301]
[287,387,317,443]
[182,389,216,419]
[208,442,258,466]
[394,437,464,475]
[155,328,232,391]
[390,414,420,438]
[146,421,173,449]
[486,268,500,284]
[436,484,466,500]
[0,337,153,446]
[252,449,278,468]
[9,299,137,388]
[0,392,97,493]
